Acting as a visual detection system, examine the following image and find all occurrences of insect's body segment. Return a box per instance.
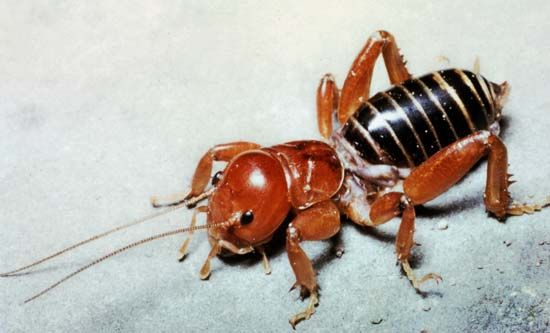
[5,30,547,329]
[198,140,344,325]
[330,68,509,226]
[206,141,344,253]
[337,69,501,168]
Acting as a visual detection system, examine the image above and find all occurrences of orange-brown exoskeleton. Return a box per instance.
[3,30,549,328]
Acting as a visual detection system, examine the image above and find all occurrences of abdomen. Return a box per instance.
[339,69,498,168]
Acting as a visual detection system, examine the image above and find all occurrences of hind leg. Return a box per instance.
[316,31,411,138]
[338,30,411,123]
[369,130,548,289]
[316,74,339,139]
[368,131,503,289]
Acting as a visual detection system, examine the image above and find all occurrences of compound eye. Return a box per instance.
[240,210,254,225]
[211,171,223,186]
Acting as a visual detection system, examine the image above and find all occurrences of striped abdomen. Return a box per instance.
[339,68,500,168]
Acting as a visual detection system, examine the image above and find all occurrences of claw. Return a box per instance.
[289,292,319,329]
[259,247,272,275]
[289,282,298,292]
[507,198,550,216]
[401,260,442,290]
[299,288,309,300]
[288,282,310,300]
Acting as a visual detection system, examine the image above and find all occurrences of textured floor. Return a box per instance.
[1,1,550,332]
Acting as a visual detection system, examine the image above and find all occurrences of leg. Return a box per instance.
[150,192,188,208]
[402,131,511,218]
[338,30,411,124]
[369,130,546,289]
[507,199,550,215]
[188,141,260,199]
[199,240,254,280]
[316,74,339,139]
[316,30,411,137]
[178,206,208,261]
[369,192,443,290]
[286,200,341,328]
[257,245,272,275]
[153,141,260,209]
[151,142,260,208]
[395,202,442,288]
[199,242,221,280]
[335,164,409,229]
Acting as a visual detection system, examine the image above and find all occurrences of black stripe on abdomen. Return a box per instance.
[401,79,457,148]
[354,104,409,166]
[419,74,473,138]
[388,86,441,157]
[469,74,493,116]
[439,69,489,130]
[341,116,382,164]
[368,93,426,165]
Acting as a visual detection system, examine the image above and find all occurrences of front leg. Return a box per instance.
[199,240,254,280]
[177,205,208,261]
[151,141,260,208]
[286,200,341,328]
[257,245,272,275]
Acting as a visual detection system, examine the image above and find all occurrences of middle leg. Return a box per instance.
[369,192,442,289]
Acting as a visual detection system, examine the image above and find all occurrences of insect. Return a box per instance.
[2,30,549,328]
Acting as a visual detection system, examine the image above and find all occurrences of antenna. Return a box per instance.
[1,190,213,277]
[23,218,237,303]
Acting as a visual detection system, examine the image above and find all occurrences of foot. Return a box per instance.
[401,260,442,290]
[289,290,319,329]
[506,198,550,216]
[199,260,211,280]
[177,238,191,261]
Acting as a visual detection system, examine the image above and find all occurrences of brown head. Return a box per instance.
[5,149,293,303]
[207,150,291,250]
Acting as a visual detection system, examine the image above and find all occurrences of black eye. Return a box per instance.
[212,171,223,185]
[240,210,254,225]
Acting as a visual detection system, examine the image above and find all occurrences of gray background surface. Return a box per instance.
[1,1,550,332]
